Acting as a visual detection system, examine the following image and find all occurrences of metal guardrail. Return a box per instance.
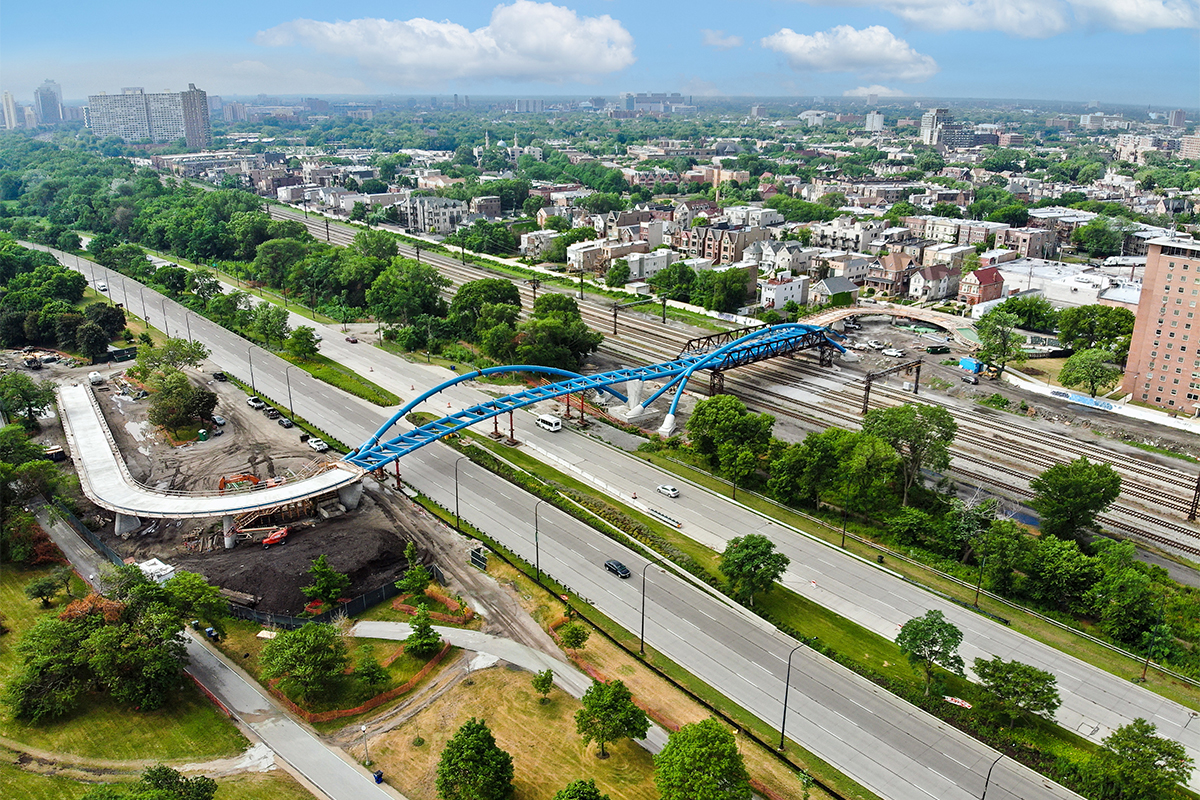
[656,455,1200,690]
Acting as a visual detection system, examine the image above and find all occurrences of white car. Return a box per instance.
[867,340,885,350]
[656,484,680,498]
[307,438,329,452]
[881,348,906,357]
[246,397,266,409]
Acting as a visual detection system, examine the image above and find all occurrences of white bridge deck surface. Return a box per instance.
[58,383,361,519]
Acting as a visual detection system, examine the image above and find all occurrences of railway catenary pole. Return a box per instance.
[1189,473,1200,522]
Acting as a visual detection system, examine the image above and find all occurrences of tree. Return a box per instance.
[975,309,1025,374]
[719,533,790,607]
[147,371,199,437]
[840,432,901,516]
[260,622,349,699]
[0,372,56,426]
[524,195,548,217]
[396,540,433,597]
[654,717,751,800]
[1059,348,1123,398]
[24,574,62,607]
[1029,457,1121,541]
[895,609,964,695]
[1138,624,1174,682]
[436,718,514,800]
[73,320,108,362]
[405,604,444,657]
[686,394,774,466]
[1072,217,1129,258]
[80,764,218,800]
[930,202,962,218]
[1027,535,1098,611]
[972,656,1061,724]
[768,428,850,508]
[553,778,610,800]
[1057,305,1136,360]
[355,645,390,692]
[994,295,1058,333]
[301,554,351,607]
[1087,719,1193,800]
[559,622,591,654]
[252,303,291,349]
[532,668,554,704]
[352,228,398,263]
[133,337,210,375]
[367,258,449,328]
[575,678,650,758]
[284,325,321,361]
[450,279,521,337]
[605,258,630,287]
[863,403,958,506]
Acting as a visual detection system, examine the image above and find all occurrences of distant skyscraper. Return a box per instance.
[920,108,951,145]
[87,83,211,148]
[865,111,885,133]
[2,92,19,130]
[515,99,545,113]
[867,93,878,106]
[1169,109,1186,128]
[34,79,63,124]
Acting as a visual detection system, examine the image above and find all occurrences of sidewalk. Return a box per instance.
[351,621,670,753]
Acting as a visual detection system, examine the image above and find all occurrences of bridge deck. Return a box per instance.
[58,383,361,519]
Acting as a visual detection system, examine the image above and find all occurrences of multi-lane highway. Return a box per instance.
[37,237,1198,797]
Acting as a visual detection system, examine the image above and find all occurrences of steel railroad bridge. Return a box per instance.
[345,323,843,471]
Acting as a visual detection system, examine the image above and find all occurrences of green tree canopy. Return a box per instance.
[654,717,751,800]
[1057,305,1136,359]
[1029,457,1121,541]
[553,778,610,800]
[301,554,351,606]
[975,309,1026,374]
[260,622,349,699]
[436,718,514,800]
[1059,348,1123,397]
[1086,718,1193,800]
[862,403,958,506]
[972,656,1061,724]
[575,678,651,758]
[895,609,964,695]
[719,533,790,607]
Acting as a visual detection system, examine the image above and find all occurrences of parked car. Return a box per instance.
[881,348,905,357]
[656,484,680,498]
[867,340,885,350]
[604,559,631,579]
[246,397,266,409]
[264,408,281,419]
[96,282,107,292]
[961,374,979,385]
[307,438,330,452]
[209,427,224,437]
[212,371,227,382]
[277,418,294,428]
[345,335,358,343]
[210,414,227,426]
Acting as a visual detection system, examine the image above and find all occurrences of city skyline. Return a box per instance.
[1,0,1197,106]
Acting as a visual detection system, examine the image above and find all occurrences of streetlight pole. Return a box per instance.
[974,556,989,607]
[184,312,193,343]
[778,643,805,750]
[139,287,149,327]
[533,499,549,584]
[160,299,170,338]
[840,506,848,548]
[639,559,665,655]
[454,455,468,531]
[246,345,256,396]
[980,754,1003,799]
[284,365,297,421]
[361,725,370,766]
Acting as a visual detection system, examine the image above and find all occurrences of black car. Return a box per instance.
[264,408,281,419]
[212,372,227,382]
[277,418,294,428]
[604,559,631,579]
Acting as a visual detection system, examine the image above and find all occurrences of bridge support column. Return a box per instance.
[222,515,236,549]
[338,481,364,510]
[626,379,644,411]
[115,513,140,537]
[658,414,677,437]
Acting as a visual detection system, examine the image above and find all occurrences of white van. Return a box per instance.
[535,414,562,432]
[88,371,104,385]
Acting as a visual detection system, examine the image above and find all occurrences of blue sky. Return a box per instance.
[3,0,1197,106]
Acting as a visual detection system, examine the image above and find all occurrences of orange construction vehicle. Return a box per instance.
[262,527,290,549]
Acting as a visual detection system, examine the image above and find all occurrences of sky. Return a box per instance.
[2,0,1198,107]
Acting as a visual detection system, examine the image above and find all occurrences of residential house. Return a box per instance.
[810,216,888,252]
[671,225,769,265]
[566,240,606,274]
[820,251,872,284]
[810,276,860,306]
[760,275,809,309]
[743,240,821,277]
[520,230,560,261]
[723,205,784,227]
[925,244,976,270]
[864,252,918,295]
[469,196,502,218]
[958,266,1005,305]
[672,199,719,227]
[908,264,961,302]
[627,249,678,282]
[978,248,1019,268]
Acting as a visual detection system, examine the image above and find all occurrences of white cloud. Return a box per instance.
[257,1,635,85]
[761,25,939,82]
[701,29,743,50]
[843,84,910,97]
[788,0,1197,37]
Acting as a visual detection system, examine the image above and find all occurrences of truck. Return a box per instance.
[959,357,984,374]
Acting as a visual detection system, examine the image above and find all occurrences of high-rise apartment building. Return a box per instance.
[1121,237,1200,414]
[1168,109,1186,128]
[919,108,951,145]
[33,79,63,124]
[864,111,885,133]
[86,83,211,148]
[2,92,19,130]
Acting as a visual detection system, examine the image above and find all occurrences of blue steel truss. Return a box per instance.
[344,323,843,470]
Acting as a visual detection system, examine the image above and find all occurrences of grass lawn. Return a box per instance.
[280,352,400,406]
[0,565,247,762]
[355,592,483,629]
[0,757,318,800]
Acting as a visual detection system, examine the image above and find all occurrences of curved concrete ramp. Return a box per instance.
[57,383,362,519]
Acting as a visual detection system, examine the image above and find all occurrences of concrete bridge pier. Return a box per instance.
[338,481,363,510]
[222,515,236,550]
[115,513,141,537]
[658,414,677,437]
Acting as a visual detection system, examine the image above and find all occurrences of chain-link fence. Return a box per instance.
[227,579,402,630]
[52,499,124,566]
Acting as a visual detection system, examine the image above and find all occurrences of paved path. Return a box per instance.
[352,621,671,752]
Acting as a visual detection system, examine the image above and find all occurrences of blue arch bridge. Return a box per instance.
[344,323,844,472]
